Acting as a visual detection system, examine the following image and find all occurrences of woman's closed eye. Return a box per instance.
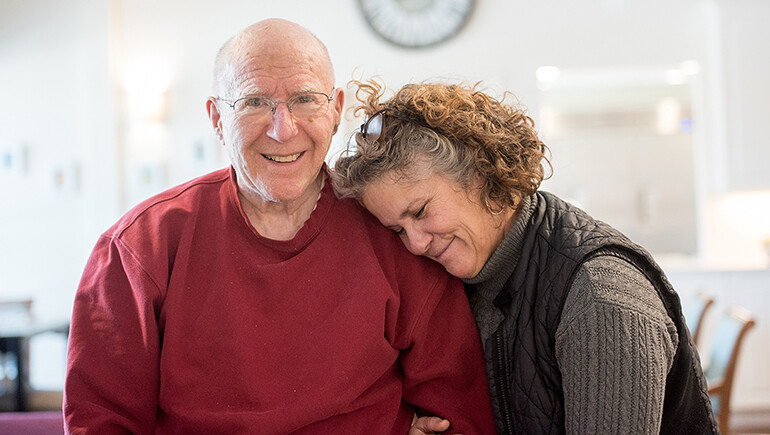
[388,203,426,235]
[414,204,426,219]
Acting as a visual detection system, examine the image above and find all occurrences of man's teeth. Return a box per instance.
[264,152,302,163]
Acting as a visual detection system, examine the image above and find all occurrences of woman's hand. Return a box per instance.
[409,414,455,435]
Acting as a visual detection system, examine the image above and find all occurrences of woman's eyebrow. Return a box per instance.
[399,198,424,219]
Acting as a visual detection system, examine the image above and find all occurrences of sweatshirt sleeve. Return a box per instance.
[398,269,497,435]
[64,235,163,434]
[555,255,678,435]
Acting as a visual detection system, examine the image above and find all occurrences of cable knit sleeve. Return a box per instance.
[555,255,679,435]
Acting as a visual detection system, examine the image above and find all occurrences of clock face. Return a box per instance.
[358,0,476,48]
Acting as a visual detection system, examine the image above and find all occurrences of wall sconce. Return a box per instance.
[123,61,171,122]
[536,66,561,91]
[656,97,682,135]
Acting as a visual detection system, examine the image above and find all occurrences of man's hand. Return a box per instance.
[409,414,455,435]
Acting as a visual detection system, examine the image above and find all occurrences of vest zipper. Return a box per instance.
[493,330,514,434]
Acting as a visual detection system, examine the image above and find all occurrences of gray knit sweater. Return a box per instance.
[464,195,679,434]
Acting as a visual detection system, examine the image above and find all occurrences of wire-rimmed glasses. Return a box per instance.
[216,89,336,119]
[359,108,389,142]
[345,108,390,156]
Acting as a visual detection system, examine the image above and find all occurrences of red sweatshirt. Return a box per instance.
[64,167,495,434]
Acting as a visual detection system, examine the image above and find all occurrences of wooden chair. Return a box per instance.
[683,292,714,348]
[1,299,68,412]
[705,306,756,435]
[1,300,34,411]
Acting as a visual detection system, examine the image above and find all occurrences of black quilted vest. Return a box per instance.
[485,192,718,434]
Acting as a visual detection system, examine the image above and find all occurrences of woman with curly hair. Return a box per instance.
[333,79,717,434]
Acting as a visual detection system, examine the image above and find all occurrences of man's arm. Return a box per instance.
[397,269,496,434]
[64,236,162,434]
[555,255,678,435]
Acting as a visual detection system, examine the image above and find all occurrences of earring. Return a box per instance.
[485,197,505,216]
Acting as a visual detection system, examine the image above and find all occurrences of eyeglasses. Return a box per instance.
[217,89,336,119]
[345,108,389,156]
[359,108,389,142]
[346,108,425,154]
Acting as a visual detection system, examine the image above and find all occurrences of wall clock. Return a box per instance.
[357,0,476,48]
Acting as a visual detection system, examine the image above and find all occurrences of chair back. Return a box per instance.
[705,306,756,434]
[0,299,34,322]
[1,299,35,410]
[683,292,714,347]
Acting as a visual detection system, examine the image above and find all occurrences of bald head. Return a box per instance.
[213,19,335,98]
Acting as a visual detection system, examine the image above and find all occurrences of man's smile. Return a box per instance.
[263,151,303,163]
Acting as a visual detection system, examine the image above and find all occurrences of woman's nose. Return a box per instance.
[403,226,431,256]
[266,104,298,142]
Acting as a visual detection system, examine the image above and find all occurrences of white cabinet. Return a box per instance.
[538,67,699,258]
[710,0,770,191]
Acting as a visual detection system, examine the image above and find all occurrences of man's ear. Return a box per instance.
[331,88,345,135]
[206,97,225,144]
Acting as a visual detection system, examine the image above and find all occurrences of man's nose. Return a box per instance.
[266,103,298,142]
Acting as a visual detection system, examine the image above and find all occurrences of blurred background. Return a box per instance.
[0,0,768,431]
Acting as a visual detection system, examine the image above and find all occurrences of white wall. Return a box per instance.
[1,0,769,411]
[0,0,116,319]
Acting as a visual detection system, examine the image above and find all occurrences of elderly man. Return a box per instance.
[63,19,495,434]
